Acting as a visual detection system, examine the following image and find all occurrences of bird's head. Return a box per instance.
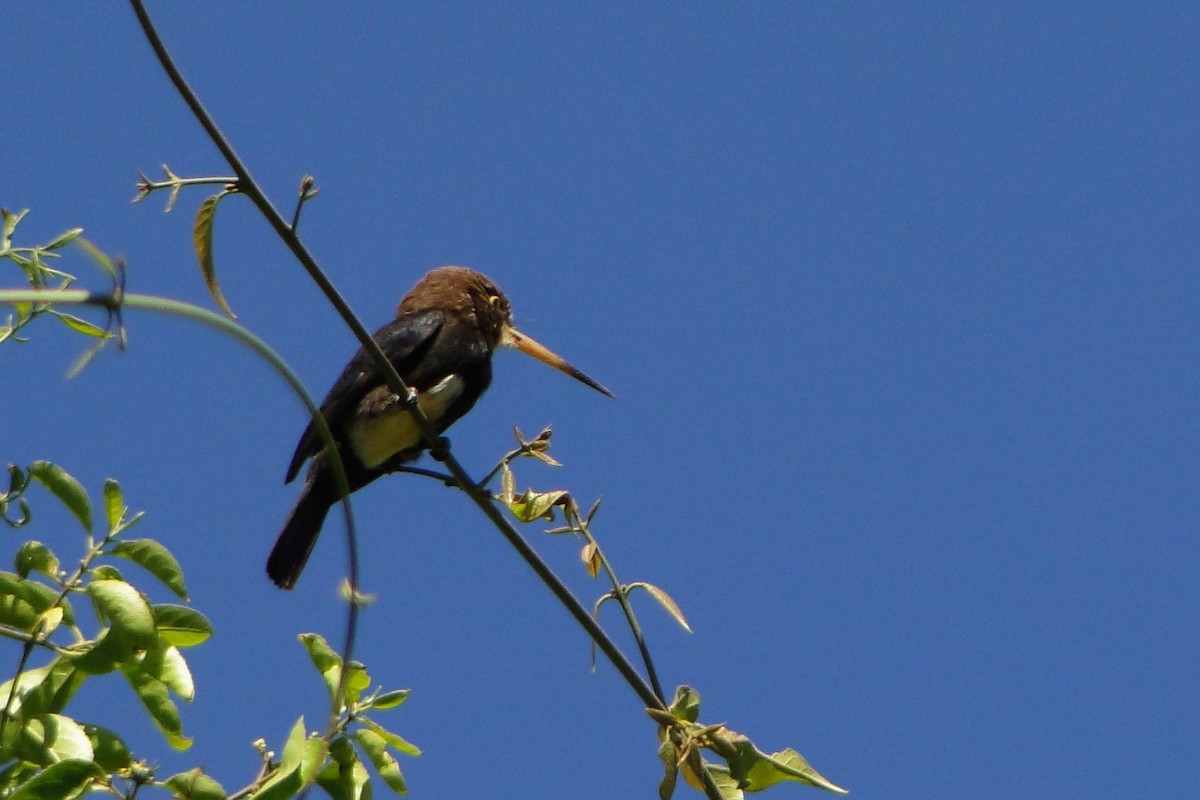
[399,266,614,398]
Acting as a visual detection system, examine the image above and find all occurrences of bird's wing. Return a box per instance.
[285,309,445,483]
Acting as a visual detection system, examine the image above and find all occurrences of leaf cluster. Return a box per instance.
[0,208,125,374]
[652,687,846,799]
[0,462,210,797]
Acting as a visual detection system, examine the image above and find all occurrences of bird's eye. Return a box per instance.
[488,294,501,306]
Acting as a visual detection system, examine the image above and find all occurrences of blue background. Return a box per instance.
[3,3,1198,798]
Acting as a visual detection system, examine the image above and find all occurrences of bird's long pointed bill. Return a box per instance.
[503,326,615,398]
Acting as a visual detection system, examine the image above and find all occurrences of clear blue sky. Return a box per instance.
[4,3,1198,798]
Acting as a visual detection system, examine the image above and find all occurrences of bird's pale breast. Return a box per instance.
[346,374,465,468]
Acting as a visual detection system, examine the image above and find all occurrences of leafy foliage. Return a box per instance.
[1,215,419,798]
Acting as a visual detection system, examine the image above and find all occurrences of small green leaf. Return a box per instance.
[87,579,157,651]
[74,237,115,277]
[7,657,84,717]
[344,662,371,706]
[359,716,421,757]
[193,191,237,318]
[505,488,570,523]
[164,768,226,800]
[280,715,309,767]
[316,749,371,800]
[102,479,124,530]
[271,716,327,790]
[50,310,111,339]
[1,208,30,247]
[140,643,195,701]
[628,582,693,633]
[353,727,408,794]
[686,762,742,799]
[370,689,411,711]
[300,632,346,703]
[28,462,90,533]
[43,227,84,251]
[83,723,132,772]
[0,570,73,631]
[64,340,107,380]
[740,746,848,794]
[657,737,679,800]
[120,657,191,750]
[15,713,93,765]
[69,629,128,675]
[14,541,58,579]
[329,734,356,766]
[252,764,304,800]
[91,564,124,582]
[111,539,188,600]
[0,763,40,797]
[669,686,701,723]
[8,758,100,800]
[153,604,212,647]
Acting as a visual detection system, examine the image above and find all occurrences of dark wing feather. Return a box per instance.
[284,309,445,482]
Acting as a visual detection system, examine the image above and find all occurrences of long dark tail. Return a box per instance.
[267,476,335,589]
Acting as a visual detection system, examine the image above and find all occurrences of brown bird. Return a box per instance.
[267,266,613,589]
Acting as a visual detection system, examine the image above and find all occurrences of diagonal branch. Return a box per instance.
[125,0,666,723]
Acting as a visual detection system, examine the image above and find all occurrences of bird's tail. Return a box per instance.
[267,476,335,589]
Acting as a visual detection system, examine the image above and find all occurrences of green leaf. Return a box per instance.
[628,582,693,633]
[370,689,410,711]
[50,309,111,339]
[43,227,84,251]
[669,685,701,723]
[193,191,237,318]
[83,723,132,772]
[111,539,188,600]
[74,236,115,277]
[1,465,32,528]
[300,632,358,705]
[249,719,316,799]
[69,628,128,675]
[0,763,40,797]
[687,763,742,799]
[1,208,30,248]
[258,716,326,796]
[140,642,195,701]
[14,541,58,579]
[28,462,91,533]
[737,745,848,794]
[8,758,100,800]
[252,764,304,800]
[316,750,371,800]
[165,768,227,800]
[17,657,84,716]
[153,604,213,647]
[657,737,679,800]
[87,579,157,651]
[14,713,93,765]
[91,564,124,582]
[505,488,570,523]
[359,716,421,757]
[0,570,73,630]
[102,479,124,531]
[353,728,407,795]
[120,656,191,750]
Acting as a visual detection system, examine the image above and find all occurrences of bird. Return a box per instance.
[267,266,613,589]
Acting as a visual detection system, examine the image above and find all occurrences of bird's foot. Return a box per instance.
[428,436,452,461]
